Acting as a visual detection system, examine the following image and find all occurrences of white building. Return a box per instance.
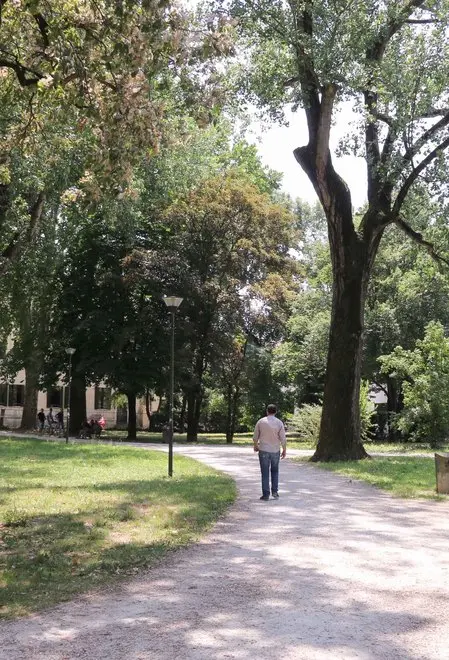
[0,368,154,430]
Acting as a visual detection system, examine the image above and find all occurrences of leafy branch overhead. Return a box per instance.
[0,1,235,273]
[231,0,449,251]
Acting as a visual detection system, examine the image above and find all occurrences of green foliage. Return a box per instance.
[287,381,375,446]
[201,390,229,432]
[286,403,322,446]
[272,202,330,403]
[136,170,298,435]
[359,380,376,442]
[379,321,449,445]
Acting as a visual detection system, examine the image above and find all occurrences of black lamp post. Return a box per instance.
[65,348,76,443]
[163,296,183,477]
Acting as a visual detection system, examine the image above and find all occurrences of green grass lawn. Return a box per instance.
[296,455,446,500]
[365,441,449,455]
[0,438,236,619]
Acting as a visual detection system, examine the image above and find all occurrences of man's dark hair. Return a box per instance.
[266,404,277,415]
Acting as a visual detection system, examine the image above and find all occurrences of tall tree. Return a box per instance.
[0,0,232,271]
[227,0,449,460]
[139,171,297,440]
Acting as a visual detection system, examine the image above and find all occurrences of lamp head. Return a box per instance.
[65,347,76,356]
[163,296,183,310]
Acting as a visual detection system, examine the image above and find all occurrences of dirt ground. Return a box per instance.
[1,444,449,660]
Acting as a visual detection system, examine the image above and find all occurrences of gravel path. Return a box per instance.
[1,444,449,660]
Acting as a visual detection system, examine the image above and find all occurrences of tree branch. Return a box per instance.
[0,191,45,270]
[419,108,449,118]
[364,90,381,202]
[392,133,449,216]
[0,55,43,86]
[394,216,449,267]
[406,18,438,24]
[401,111,449,168]
[316,83,338,176]
[33,13,50,49]
[368,1,428,61]
[288,0,321,138]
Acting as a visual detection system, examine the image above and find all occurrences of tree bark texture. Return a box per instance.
[127,391,137,440]
[21,365,39,430]
[295,143,383,461]
[70,373,86,435]
[226,386,240,444]
[313,253,370,461]
[186,390,202,442]
[145,389,152,430]
[386,378,403,442]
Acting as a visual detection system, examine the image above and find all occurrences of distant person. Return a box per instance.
[80,419,92,438]
[253,404,287,501]
[98,415,106,430]
[46,408,55,432]
[56,409,64,431]
[37,409,45,432]
[90,418,102,437]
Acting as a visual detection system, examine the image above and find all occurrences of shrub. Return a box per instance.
[379,321,449,446]
[286,403,322,446]
[287,381,375,446]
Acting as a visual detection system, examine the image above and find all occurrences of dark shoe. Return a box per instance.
[272,492,279,499]
[259,495,269,501]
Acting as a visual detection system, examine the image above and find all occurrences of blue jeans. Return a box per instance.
[259,450,280,497]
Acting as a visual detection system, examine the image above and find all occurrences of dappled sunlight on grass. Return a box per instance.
[307,456,446,500]
[0,438,236,618]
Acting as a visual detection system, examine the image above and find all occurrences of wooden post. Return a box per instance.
[434,453,449,494]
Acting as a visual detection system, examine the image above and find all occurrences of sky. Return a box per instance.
[248,105,368,210]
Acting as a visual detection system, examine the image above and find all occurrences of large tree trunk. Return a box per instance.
[386,377,403,442]
[70,373,86,435]
[186,390,203,442]
[21,364,39,430]
[225,386,240,444]
[313,261,370,460]
[145,389,152,431]
[311,216,384,460]
[127,391,137,440]
[295,128,384,461]
[186,392,197,442]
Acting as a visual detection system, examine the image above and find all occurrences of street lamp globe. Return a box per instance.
[163,296,183,310]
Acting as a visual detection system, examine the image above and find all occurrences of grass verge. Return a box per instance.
[102,430,313,449]
[100,432,449,454]
[293,455,446,500]
[0,438,236,619]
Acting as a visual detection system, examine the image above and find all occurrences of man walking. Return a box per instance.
[253,404,286,501]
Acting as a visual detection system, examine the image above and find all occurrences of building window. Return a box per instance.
[47,388,62,408]
[9,384,25,406]
[95,387,112,410]
[0,383,7,406]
